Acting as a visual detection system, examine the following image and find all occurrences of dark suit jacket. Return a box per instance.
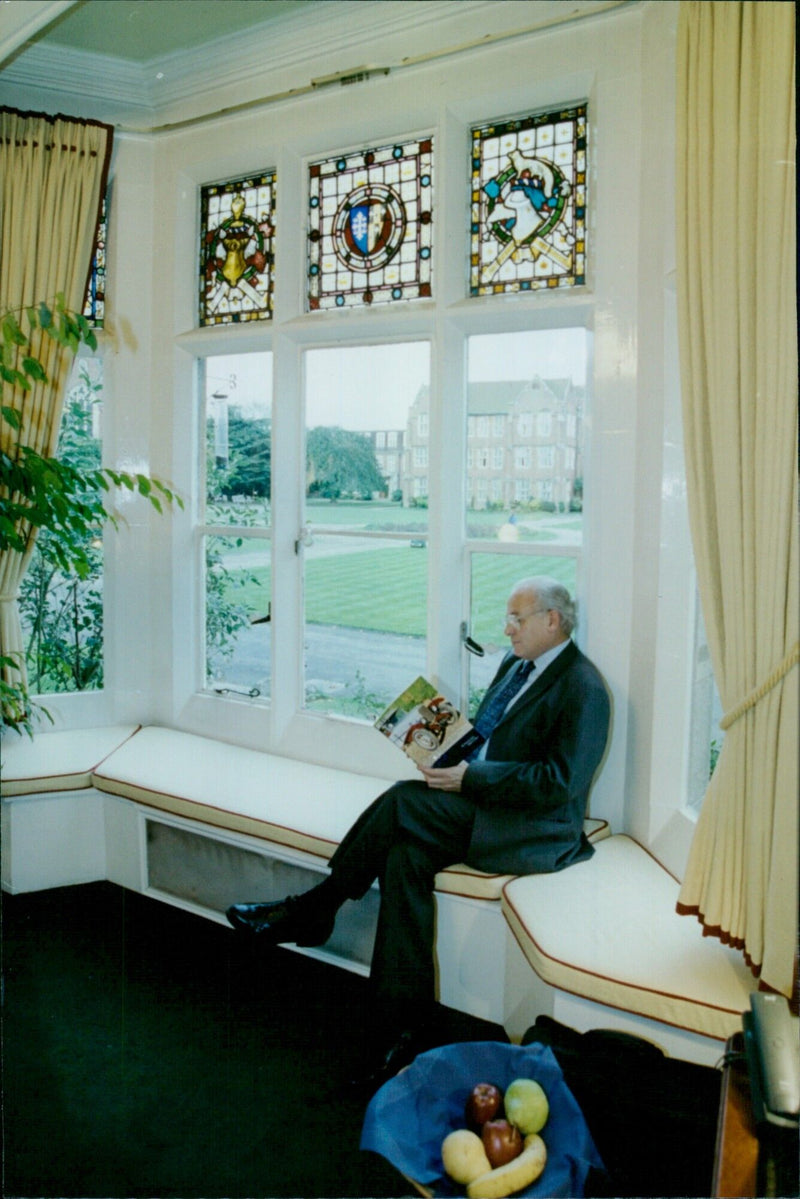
[461,640,610,876]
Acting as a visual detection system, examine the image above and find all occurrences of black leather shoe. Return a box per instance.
[225,896,335,947]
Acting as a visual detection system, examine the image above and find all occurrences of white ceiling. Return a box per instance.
[0,0,632,131]
[11,1,315,60]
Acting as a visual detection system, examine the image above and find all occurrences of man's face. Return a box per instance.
[504,588,565,661]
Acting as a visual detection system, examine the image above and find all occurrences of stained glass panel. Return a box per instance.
[307,138,433,310]
[470,104,587,297]
[83,194,107,327]
[199,171,276,326]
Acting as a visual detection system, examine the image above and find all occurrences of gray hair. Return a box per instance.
[512,575,577,636]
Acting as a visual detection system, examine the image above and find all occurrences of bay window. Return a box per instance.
[159,2,705,851]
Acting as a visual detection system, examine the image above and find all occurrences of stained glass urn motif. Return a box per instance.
[199,171,276,326]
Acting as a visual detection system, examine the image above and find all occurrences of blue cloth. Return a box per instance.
[360,1040,604,1197]
[472,660,534,742]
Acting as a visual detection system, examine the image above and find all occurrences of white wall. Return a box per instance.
[37,1,699,874]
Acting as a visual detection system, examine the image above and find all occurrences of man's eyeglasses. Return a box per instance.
[504,608,549,629]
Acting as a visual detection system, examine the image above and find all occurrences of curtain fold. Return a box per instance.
[0,108,113,694]
[675,2,798,999]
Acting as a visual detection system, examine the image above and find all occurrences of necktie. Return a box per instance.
[473,659,535,742]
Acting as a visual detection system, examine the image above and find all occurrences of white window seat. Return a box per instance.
[0,724,141,795]
[502,834,753,1059]
[3,724,753,1064]
[1,723,609,901]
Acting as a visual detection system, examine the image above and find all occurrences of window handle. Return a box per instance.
[461,621,502,657]
[461,621,485,657]
[295,525,313,554]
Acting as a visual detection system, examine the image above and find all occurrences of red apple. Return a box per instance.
[464,1082,504,1129]
[481,1119,523,1169]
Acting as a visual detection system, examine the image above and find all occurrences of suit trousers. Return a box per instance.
[327,780,476,1025]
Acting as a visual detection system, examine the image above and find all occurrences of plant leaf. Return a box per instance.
[22,357,48,382]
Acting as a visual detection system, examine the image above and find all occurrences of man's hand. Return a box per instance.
[418,761,468,792]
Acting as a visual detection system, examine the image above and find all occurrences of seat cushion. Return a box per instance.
[0,725,141,796]
[502,834,753,1040]
[92,726,390,860]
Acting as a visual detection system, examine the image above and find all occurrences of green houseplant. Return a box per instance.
[1,295,182,735]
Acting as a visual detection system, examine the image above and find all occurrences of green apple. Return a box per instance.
[503,1077,549,1134]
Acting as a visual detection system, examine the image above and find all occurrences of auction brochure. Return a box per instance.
[374,676,484,768]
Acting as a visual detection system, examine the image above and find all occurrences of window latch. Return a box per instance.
[460,621,485,657]
[213,684,261,698]
[294,525,313,554]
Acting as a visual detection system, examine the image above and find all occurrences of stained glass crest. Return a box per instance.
[199,171,276,326]
[307,138,433,310]
[470,104,587,296]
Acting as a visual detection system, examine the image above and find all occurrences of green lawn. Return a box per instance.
[213,542,577,640]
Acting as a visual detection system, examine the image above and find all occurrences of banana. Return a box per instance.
[466,1134,547,1199]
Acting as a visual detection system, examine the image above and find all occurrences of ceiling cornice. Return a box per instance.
[0,0,78,67]
[0,0,634,130]
[2,39,149,104]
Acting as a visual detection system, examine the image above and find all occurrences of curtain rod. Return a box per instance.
[119,0,633,136]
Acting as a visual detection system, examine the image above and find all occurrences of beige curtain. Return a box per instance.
[675,2,798,1000]
[0,109,113,692]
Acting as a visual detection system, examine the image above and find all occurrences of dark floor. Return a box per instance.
[1,881,724,1199]
[1,881,508,1199]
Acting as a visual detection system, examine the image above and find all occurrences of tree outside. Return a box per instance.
[19,361,105,693]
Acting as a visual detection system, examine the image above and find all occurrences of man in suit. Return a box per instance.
[227,576,610,1085]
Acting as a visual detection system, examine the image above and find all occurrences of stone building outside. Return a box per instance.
[366,378,583,511]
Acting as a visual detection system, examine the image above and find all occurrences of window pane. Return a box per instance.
[83,193,107,327]
[304,341,430,526]
[199,171,276,326]
[303,341,430,718]
[470,102,587,296]
[468,552,578,703]
[203,353,272,527]
[466,330,586,542]
[307,138,434,311]
[303,535,427,717]
[19,358,104,694]
[205,535,271,698]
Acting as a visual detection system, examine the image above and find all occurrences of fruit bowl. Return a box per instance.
[360,1041,602,1198]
